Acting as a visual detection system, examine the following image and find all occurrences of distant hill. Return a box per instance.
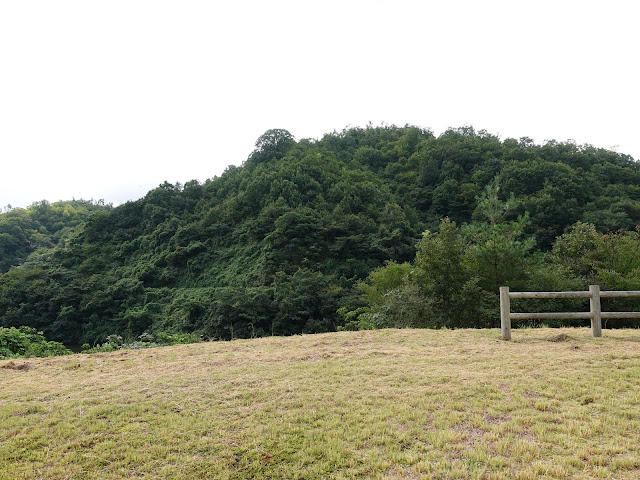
[0,199,111,273]
[1,125,639,345]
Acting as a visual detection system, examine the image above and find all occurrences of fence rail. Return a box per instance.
[499,285,640,340]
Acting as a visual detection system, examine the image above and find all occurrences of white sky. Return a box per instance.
[1,0,638,209]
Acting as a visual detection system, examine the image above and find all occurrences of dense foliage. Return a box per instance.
[80,331,202,354]
[1,125,639,344]
[0,326,71,359]
[0,199,111,273]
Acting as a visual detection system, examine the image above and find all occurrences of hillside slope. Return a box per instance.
[2,328,640,479]
[1,125,639,344]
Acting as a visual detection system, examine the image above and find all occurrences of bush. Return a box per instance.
[0,326,72,359]
[155,331,201,345]
[81,331,202,354]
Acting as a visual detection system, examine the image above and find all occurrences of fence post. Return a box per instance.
[589,284,602,338]
[500,286,511,340]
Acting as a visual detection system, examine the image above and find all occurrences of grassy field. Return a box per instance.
[1,328,640,479]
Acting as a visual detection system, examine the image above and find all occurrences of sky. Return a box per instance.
[1,0,638,209]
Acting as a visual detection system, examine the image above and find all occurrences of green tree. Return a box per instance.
[552,222,640,290]
[412,218,484,327]
[357,261,412,308]
[249,129,296,163]
[464,179,535,293]
[344,261,425,330]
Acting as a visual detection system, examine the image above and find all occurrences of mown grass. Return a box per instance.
[1,328,640,479]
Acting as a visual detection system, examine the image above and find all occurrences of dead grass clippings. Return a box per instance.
[548,333,571,342]
[1,360,33,371]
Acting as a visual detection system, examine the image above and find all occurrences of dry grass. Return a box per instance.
[1,328,640,479]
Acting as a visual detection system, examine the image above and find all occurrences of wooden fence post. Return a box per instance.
[500,286,511,340]
[500,286,640,339]
[589,284,602,338]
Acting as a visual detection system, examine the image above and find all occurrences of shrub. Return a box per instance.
[81,331,202,354]
[0,326,72,359]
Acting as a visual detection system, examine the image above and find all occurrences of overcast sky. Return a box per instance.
[1,0,637,209]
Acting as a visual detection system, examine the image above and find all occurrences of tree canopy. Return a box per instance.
[1,125,639,344]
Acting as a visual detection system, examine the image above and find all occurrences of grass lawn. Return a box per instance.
[1,328,640,479]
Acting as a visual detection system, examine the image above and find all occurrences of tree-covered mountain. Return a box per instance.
[1,125,639,345]
[0,199,111,273]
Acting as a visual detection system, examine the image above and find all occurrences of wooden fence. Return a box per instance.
[499,285,640,340]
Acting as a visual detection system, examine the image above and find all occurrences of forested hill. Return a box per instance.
[0,200,111,273]
[1,125,639,345]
